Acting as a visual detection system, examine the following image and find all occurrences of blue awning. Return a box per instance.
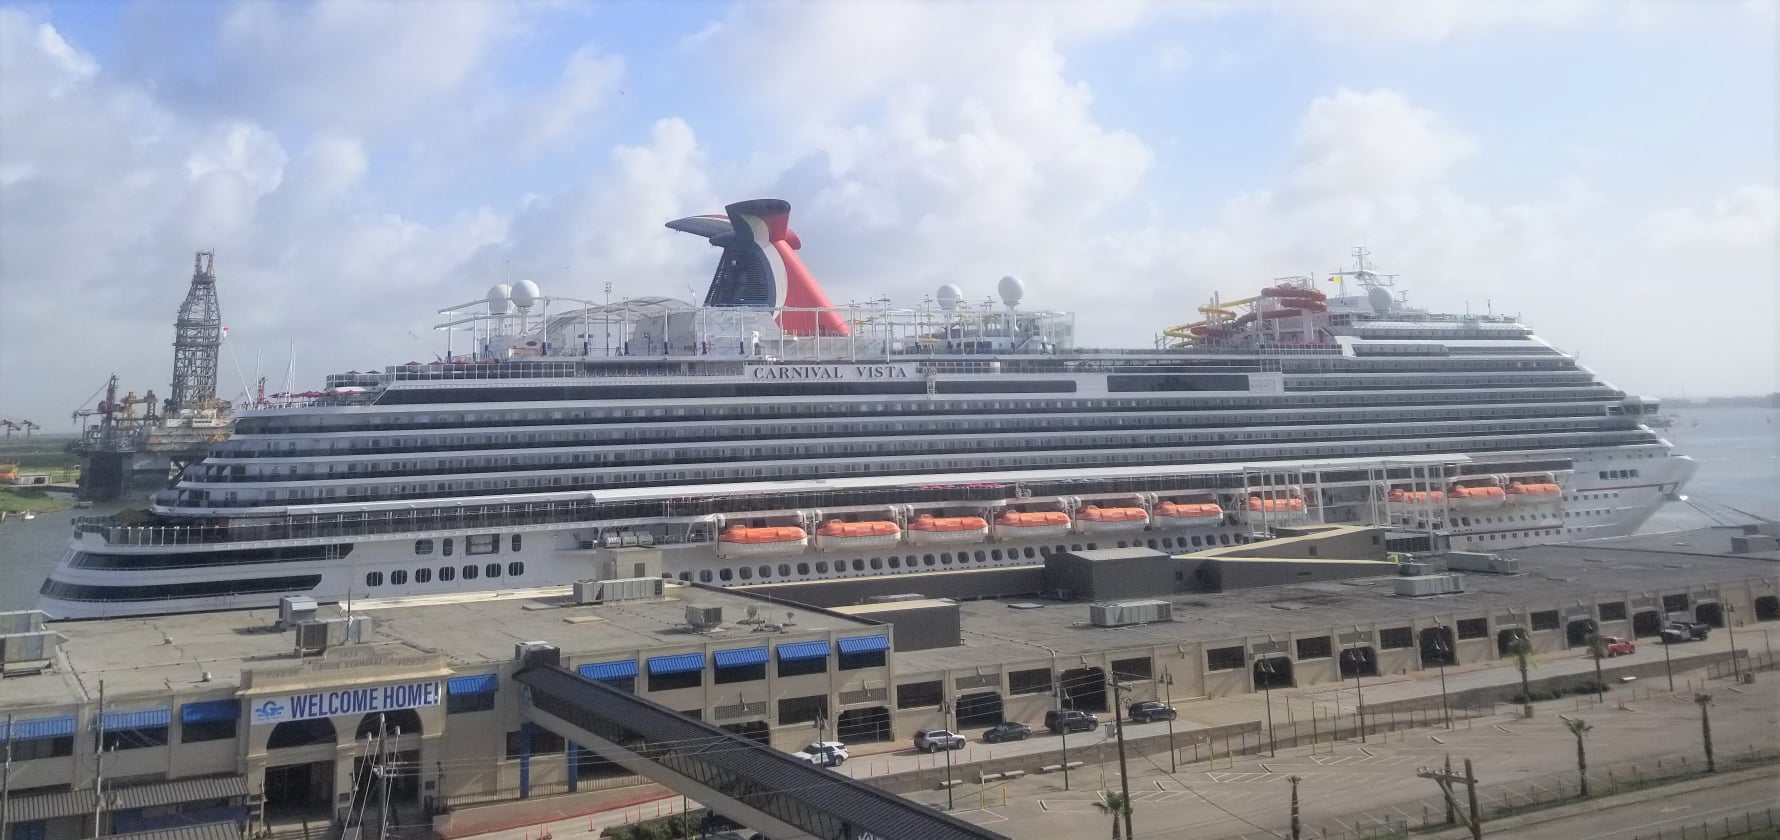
[837,635,890,655]
[713,646,768,668]
[579,659,639,680]
[647,653,706,675]
[448,674,500,695]
[180,700,240,724]
[3,715,74,740]
[101,708,171,730]
[775,640,832,662]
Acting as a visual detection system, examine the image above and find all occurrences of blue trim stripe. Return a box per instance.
[100,708,171,730]
[647,653,706,675]
[775,640,832,662]
[579,660,639,680]
[713,646,768,668]
[448,674,500,695]
[3,715,75,740]
[837,635,890,655]
[180,700,240,724]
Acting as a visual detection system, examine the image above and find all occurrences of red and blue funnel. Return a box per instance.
[666,199,850,336]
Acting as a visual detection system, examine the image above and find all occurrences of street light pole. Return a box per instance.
[1255,656,1278,757]
[1726,603,1741,681]
[1161,670,1178,773]
[1434,627,1452,729]
[1054,677,1071,791]
[1663,620,1676,692]
[1344,640,1368,744]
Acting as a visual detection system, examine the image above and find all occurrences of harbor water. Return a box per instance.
[0,406,1773,612]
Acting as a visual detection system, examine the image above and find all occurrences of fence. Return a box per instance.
[1296,745,1780,838]
[1635,806,1777,840]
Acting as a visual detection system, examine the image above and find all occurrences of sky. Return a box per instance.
[0,0,1775,426]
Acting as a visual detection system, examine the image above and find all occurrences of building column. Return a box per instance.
[518,724,534,799]
[567,742,580,793]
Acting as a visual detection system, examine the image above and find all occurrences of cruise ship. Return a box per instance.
[39,199,1695,618]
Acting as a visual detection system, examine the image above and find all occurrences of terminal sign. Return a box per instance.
[250,680,442,726]
[748,364,914,381]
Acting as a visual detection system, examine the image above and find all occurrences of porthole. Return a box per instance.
[719,568,732,582]
[815,561,829,574]
[852,559,865,571]
[440,566,456,582]
[415,568,431,584]
[778,564,791,577]
[738,567,752,581]
[366,572,384,587]
[757,565,770,579]
[870,557,883,570]
[796,562,810,575]
[391,570,407,586]
[508,561,524,577]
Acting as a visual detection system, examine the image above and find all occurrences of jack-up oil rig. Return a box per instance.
[70,252,235,500]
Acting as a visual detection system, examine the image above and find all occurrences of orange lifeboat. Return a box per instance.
[813,519,903,551]
[1155,501,1224,525]
[905,514,990,546]
[1075,505,1151,534]
[992,510,1073,539]
[716,525,808,558]
[1505,482,1561,502]
[1388,489,1446,504]
[1447,485,1507,509]
[1246,497,1306,513]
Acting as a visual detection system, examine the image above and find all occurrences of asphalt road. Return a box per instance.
[1507,775,1780,840]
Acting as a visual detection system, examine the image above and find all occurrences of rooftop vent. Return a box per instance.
[574,576,666,605]
[864,594,928,604]
[1089,599,1172,627]
[0,610,47,635]
[686,604,724,630]
[279,596,319,627]
[1394,574,1465,597]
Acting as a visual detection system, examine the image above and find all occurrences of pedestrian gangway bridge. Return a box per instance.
[513,655,1012,840]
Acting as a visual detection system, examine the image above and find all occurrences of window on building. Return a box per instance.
[504,729,566,759]
[648,670,702,692]
[467,534,498,556]
[896,680,943,709]
[1111,657,1153,681]
[838,649,886,671]
[180,719,238,743]
[1531,610,1561,631]
[1207,646,1246,671]
[1456,618,1489,640]
[1008,668,1053,695]
[777,656,827,678]
[1296,637,1333,660]
[1599,601,1627,621]
[6,735,74,760]
[102,725,169,751]
[1662,594,1690,614]
[778,695,828,726]
[415,539,434,556]
[447,692,497,714]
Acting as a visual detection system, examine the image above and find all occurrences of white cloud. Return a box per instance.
[1646,184,1779,253]
[1282,0,1600,43]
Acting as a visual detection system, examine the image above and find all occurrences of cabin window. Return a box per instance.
[467,535,498,556]
[415,540,434,556]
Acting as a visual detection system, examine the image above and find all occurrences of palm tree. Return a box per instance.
[1695,693,1716,773]
[1586,631,1607,702]
[1564,717,1594,797]
[1094,791,1132,840]
[1507,632,1536,717]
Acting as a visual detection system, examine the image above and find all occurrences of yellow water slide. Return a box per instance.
[1163,296,1259,346]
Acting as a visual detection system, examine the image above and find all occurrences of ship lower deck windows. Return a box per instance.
[719,568,732,582]
[366,572,384,587]
[508,561,524,577]
[415,539,434,555]
[468,534,498,555]
[416,568,432,583]
[440,566,456,581]
[463,564,480,580]
[511,534,523,552]
[391,570,407,586]
[442,538,454,557]
[814,561,828,574]
[485,563,501,578]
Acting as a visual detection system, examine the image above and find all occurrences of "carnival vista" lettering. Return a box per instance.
[748,364,914,381]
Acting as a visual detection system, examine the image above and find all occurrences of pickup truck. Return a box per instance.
[913,729,967,752]
[1660,622,1711,644]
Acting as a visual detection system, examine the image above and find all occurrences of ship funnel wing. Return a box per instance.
[666,199,849,336]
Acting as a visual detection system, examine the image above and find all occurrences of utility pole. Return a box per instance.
[378,716,393,840]
[1726,604,1741,682]
[3,713,14,837]
[1055,677,1071,791]
[1288,775,1302,840]
[1433,628,1453,729]
[939,701,955,810]
[1255,656,1278,757]
[1663,624,1676,691]
[1160,670,1177,773]
[1417,756,1481,840]
[1345,639,1368,743]
[92,681,106,840]
[1109,678,1134,840]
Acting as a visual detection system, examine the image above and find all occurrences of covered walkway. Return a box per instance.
[513,662,1009,840]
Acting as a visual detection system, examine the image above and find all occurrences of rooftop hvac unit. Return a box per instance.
[685,604,723,630]
[1089,599,1172,628]
[346,615,374,643]
[514,641,560,669]
[0,630,60,663]
[1441,551,1519,574]
[1399,561,1442,576]
[294,620,330,654]
[864,594,928,604]
[279,596,319,627]
[1394,574,1465,597]
[0,610,47,635]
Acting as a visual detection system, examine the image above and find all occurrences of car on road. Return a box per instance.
[1044,709,1100,734]
[1601,636,1636,656]
[1127,701,1178,723]
[981,722,1033,743]
[914,728,967,752]
[1661,622,1711,644]
[791,741,849,767]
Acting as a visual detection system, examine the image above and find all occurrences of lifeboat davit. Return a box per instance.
[992,510,1073,540]
[813,519,902,551]
[1155,501,1224,526]
[1388,489,1447,504]
[1075,505,1151,534]
[1447,485,1507,509]
[906,514,990,546]
[716,525,808,558]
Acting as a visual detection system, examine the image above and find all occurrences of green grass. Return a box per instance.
[0,486,74,514]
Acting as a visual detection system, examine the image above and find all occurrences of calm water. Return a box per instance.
[1,407,1774,612]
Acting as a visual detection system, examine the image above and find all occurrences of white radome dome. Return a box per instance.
[512,279,541,308]
[487,283,514,315]
[997,275,1025,308]
[936,284,963,311]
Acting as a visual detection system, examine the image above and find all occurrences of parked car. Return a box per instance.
[1128,701,1178,723]
[1044,709,1100,734]
[791,741,849,767]
[1601,636,1636,656]
[914,728,967,752]
[1661,622,1711,644]
[981,722,1034,743]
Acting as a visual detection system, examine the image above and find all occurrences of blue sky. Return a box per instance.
[1,0,1775,423]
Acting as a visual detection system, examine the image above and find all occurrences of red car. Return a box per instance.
[1603,636,1636,657]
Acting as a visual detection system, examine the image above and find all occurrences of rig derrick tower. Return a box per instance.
[169,251,222,413]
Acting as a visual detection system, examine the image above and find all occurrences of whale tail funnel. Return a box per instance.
[667,199,849,336]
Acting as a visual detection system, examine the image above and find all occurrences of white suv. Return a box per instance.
[791,741,849,767]
[913,729,967,752]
